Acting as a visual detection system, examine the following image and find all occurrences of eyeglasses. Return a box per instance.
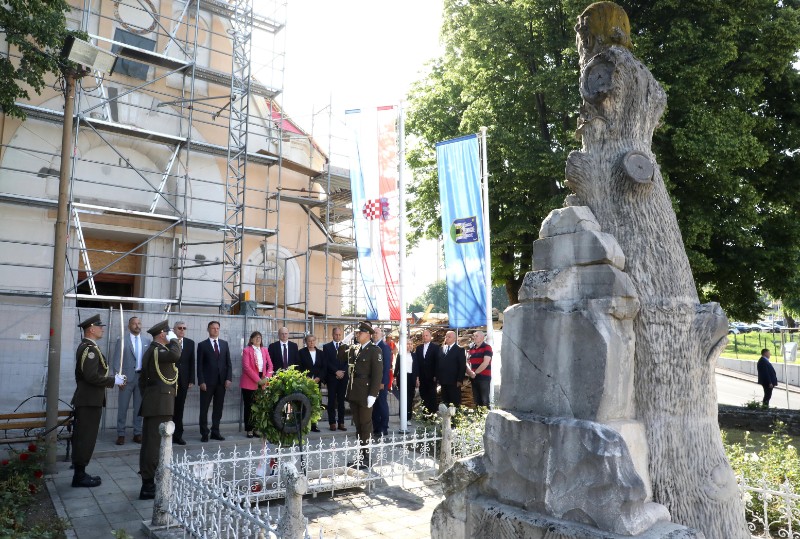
[176,327,187,330]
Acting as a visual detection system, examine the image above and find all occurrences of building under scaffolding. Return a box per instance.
[0,0,363,416]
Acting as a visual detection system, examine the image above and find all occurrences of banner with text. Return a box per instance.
[346,107,400,321]
[436,134,486,327]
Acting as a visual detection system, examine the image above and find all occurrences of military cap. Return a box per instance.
[147,320,170,336]
[78,314,105,329]
[355,321,375,335]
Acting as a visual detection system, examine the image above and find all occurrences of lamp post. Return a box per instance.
[45,38,117,472]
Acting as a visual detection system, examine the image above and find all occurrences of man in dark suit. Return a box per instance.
[111,316,151,445]
[71,314,126,488]
[437,330,466,407]
[196,320,232,442]
[345,321,383,469]
[268,326,298,373]
[757,348,779,407]
[297,334,326,432]
[371,327,392,437]
[323,327,348,431]
[415,329,440,414]
[171,320,195,445]
[137,320,181,500]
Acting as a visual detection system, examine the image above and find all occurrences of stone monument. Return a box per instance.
[431,3,749,538]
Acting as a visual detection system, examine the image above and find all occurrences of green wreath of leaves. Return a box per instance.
[250,366,323,446]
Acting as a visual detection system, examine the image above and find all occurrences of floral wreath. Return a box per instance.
[250,366,322,447]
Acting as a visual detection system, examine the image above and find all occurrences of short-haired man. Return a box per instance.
[112,316,151,445]
[345,321,383,469]
[757,348,778,407]
[196,321,232,442]
[268,326,298,373]
[138,320,181,500]
[370,327,392,438]
[437,330,466,407]
[171,321,195,445]
[414,329,440,414]
[323,327,348,431]
[71,315,126,488]
[466,331,493,407]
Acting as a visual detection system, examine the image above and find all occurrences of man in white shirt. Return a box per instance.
[112,316,151,445]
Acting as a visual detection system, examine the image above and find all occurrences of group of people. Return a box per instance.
[69,313,493,497]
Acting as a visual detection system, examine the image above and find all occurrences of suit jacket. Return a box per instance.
[394,350,418,383]
[415,342,440,383]
[757,356,778,386]
[176,337,196,389]
[344,342,383,406]
[297,347,326,381]
[268,340,299,372]
[437,343,466,385]
[138,339,181,417]
[375,340,392,386]
[323,341,348,382]
[111,332,152,378]
[196,338,232,387]
[72,338,115,407]
[241,345,272,390]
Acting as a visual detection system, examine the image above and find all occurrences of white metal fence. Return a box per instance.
[739,475,800,539]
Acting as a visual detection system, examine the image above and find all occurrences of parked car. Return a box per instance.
[728,325,740,335]
[758,322,780,333]
[732,322,751,334]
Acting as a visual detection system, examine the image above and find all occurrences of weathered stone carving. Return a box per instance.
[564,2,748,537]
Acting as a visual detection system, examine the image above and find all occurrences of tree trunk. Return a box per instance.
[564,44,748,538]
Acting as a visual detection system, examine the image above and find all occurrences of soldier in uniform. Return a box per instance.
[344,321,383,469]
[137,320,181,500]
[72,314,126,488]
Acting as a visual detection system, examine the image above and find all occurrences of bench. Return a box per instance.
[0,409,74,460]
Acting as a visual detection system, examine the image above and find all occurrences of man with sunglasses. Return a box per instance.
[171,321,195,445]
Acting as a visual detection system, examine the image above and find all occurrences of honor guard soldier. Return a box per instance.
[138,320,181,500]
[344,321,383,469]
[72,314,127,488]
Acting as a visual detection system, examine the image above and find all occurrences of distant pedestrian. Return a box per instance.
[466,330,492,407]
[757,348,778,407]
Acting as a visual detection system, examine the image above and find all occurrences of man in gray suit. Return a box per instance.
[112,316,151,445]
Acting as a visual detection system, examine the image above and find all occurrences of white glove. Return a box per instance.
[114,374,127,386]
[166,330,177,341]
[367,395,376,408]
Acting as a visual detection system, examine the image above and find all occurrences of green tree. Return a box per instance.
[406,0,800,321]
[0,0,75,119]
[409,280,449,313]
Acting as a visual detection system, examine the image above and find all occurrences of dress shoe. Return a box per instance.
[115,436,125,446]
[173,437,187,445]
[201,435,209,442]
[338,424,347,431]
[329,424,336,431]
[310,425,320,433]
[72,474,101,488]
[210,433,225,441]
[133,434,142,444]
[139,483,156,500]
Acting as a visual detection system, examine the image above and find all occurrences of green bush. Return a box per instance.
[250,367,323,447]
[724,421,800,532]
[412,405,488,458]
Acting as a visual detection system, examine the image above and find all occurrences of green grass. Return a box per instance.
[723,331,800,362]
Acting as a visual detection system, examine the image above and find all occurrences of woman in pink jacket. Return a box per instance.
[241,331,273,438]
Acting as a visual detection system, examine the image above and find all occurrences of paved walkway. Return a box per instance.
[44,415,441,539]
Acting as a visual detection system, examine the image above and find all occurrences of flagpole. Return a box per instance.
[398,103,409,432]
[480,127,492,345]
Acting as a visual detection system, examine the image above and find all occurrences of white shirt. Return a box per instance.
[402,352,414,374]
[253,345,264,373]
[309,349,317,364]
[423,342,429,357]
[131,333,142,370]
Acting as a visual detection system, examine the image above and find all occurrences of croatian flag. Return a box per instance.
[346,107,400,321]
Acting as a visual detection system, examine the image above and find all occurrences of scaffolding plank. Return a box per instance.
[309,242,357,261]
[269,193,325,207]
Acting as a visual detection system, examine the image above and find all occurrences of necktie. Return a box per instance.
[134,336,141,370]
[213,340,219,356]
[444,345,449,355]
[283,343,287,368]
[335,342,339,351]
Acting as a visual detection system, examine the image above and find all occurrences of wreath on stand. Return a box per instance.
[250,366,323,447]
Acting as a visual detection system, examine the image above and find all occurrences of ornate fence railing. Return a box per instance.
[739,475,800,539]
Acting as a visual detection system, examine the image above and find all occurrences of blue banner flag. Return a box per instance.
[436,134,486,327]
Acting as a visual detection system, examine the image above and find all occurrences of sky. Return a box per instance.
[275,0,446,301]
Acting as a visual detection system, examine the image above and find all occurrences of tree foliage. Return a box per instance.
[406,0,800,320]
[0,0,75,119]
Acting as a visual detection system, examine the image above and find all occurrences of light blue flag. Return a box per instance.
[436,134,486,327]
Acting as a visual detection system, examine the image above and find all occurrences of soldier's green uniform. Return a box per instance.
[72,314,115,488]
[345,322,383,467]
[137,319,181,500]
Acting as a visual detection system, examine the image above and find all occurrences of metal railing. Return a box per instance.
[739,475,800,539]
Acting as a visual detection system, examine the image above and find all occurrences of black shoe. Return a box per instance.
[201,435,209,443]
[72,474,101,488]
[311,426,320,433]
[139,484,156,500]
[173,437,187,445]
[210,433,225,441]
